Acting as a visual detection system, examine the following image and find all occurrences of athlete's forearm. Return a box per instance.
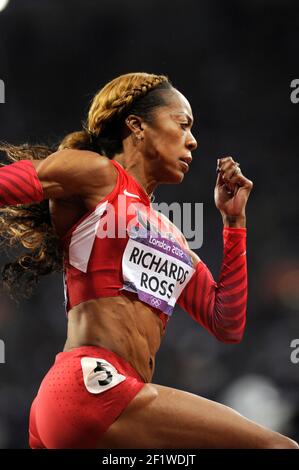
[178,227,247,343]
[0,160,44,206]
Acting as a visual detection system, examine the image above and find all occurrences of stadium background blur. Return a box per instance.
[0,0,298,448]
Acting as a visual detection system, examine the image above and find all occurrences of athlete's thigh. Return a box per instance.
[97,383,290,449]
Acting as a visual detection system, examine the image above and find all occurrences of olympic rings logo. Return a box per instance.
[151,298,162,308]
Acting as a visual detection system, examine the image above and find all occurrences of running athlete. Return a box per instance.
[0,72,297,449]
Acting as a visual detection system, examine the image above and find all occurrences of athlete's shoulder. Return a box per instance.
[32,149,117,199]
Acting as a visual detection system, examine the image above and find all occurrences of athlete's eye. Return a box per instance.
[180,123,189,130]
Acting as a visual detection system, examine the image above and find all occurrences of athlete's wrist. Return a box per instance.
[222,214,246,228]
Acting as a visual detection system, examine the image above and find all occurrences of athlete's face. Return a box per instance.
[142,89,197,183]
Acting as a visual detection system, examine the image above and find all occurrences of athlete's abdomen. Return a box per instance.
[63,292,165,382]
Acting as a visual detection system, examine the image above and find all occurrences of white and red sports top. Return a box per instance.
[62,159,196,329]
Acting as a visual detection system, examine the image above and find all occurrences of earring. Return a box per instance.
[134,134,143,143]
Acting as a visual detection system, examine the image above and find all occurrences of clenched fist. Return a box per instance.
[214,157,253,226]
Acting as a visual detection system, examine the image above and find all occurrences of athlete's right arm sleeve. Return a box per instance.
[0,150,118,204]
[0,160,44,206]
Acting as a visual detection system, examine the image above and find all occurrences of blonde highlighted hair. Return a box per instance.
[59,72,172,156]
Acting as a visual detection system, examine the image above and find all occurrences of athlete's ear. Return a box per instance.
[125,115,145,141]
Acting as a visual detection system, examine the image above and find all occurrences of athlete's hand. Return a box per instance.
[214,157,253,221]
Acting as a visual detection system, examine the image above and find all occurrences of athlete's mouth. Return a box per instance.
[180,154,192,164]
[179,154,192,171]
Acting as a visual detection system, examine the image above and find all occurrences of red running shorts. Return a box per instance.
[29,345,145,448]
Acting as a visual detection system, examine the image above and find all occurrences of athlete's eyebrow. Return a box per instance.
[186,114,194,126]
[171,112,194,126]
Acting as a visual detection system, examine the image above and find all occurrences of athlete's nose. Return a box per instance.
[186,131,197,151]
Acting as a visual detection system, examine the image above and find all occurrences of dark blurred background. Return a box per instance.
[0,0,299,448]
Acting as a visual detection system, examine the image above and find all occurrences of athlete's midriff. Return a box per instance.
[63,291,165,383]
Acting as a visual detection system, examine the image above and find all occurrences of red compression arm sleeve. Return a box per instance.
[177,227,247,343]
[0,160,44,206]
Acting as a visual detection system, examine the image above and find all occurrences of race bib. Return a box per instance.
[121,210,195,315]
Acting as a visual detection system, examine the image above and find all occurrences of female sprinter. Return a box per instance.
[0,72,297,449]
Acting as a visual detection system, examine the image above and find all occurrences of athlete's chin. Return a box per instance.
[173,171,185,183]
[163,171,185,184]
[158,164,187,184]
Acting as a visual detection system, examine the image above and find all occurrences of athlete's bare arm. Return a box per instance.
[31,149,117,200]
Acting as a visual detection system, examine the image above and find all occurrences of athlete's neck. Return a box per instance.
[112,153,156,201]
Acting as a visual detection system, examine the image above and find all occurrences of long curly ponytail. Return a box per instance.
[0,144,63,303]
